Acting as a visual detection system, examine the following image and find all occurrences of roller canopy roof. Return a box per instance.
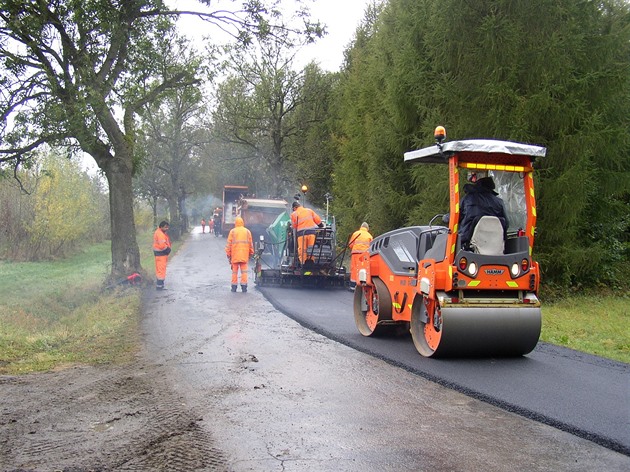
[404,139,546,165]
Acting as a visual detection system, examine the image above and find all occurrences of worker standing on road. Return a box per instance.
[153,220,171,290]
[225,216,254,292]
[290,201,324,265]
[349,222,373,289]
[201,218,206,234]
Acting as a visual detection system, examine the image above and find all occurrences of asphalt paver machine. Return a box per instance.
[354,127,546,357]
[254,197,348,288]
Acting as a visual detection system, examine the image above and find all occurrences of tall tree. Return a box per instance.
[0,0,321,281]
[138,83,207,239]
[284,63,339,204]
[334,0,630,286]
[213,36,319,198]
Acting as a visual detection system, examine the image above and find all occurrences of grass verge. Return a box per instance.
[0,234,627,373]
[0,231,170,374]
[541,295,629,363]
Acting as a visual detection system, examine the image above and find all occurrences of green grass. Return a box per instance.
[0,233,628,373]
[541,295,630,363]
[0,231,163,374]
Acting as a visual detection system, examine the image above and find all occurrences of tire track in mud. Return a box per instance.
[0,361,230,471]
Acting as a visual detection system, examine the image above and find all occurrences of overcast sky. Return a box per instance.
[296,0,372,71]
[171,0,373,72]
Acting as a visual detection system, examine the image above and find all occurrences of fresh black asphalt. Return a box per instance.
[258,285,630,456]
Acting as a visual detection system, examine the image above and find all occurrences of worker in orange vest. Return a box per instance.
[349,222,373,289]
[201,218,206,233]
[290,201,324,265]
[225,217,254,292]
[153,220,172,290]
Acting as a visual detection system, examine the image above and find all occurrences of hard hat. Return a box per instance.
[361,222,369,230]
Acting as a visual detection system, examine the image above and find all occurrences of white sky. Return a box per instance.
[295,0,373,71]
[171,0,373,72]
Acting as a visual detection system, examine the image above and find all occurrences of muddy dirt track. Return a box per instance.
[1,228,629,471]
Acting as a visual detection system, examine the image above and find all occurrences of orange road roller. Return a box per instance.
[353,127,546,357]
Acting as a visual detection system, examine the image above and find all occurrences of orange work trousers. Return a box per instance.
[155,255,168,281]
[297,234,316,264]
[350,252,365,283]
[231,261,249,285]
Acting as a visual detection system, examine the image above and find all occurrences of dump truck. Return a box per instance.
[237,196,288,246]
[354,127,545,357]
[222,185,248,237]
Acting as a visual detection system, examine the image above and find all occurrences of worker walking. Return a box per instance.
[225,216,254,292]
[201,218,206,234]
[290,201,324,265]
[153,220,171,290]
[349,222,373,289]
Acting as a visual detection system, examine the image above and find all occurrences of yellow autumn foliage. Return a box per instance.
[26,154,103,258]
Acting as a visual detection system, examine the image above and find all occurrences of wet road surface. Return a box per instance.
[142,228,630,471]
[259,286,630,455]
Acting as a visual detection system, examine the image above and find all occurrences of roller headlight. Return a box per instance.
[511,263,520,277]
[468,262,478,277]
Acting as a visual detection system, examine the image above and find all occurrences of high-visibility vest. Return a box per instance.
[349,227,373,253]
[225,220,254,263]
[290,207,322,233]
[153,228,171,256]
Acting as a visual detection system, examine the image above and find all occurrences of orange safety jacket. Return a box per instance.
[290,206,322,234]
[225,217,254,263]
[349,227,373,253]
[153,228,171,256]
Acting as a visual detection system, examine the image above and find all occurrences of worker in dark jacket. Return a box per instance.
[153,221,171,290]
[213,212,222,237]
[459,174,508,249]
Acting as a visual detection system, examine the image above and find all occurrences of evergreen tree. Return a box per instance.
[333,0,630,287]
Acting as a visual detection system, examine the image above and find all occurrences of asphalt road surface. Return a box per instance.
[261,281,630,452]
[142,228,630,470]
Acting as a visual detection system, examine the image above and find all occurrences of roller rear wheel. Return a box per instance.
[354,278,392,336]
[410,298,442,357]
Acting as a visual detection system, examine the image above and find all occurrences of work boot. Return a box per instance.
[241,284,247,293]
[156,279,164,290]
[231,285,237,292]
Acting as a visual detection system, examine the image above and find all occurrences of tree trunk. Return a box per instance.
[178,195,188,236]
[167,195,180,240]
[104,158,141,282]
[152,196,158,228]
